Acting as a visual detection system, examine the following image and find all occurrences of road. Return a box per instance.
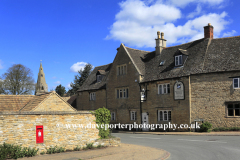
[112,133,240,160]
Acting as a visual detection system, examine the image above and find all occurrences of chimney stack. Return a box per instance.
[155,31,167,55]
[204,23,214,39]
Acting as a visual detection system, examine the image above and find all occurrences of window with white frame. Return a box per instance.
[111,112,116,121]
[175,55,182,66]
[158,110,171,121]
[89,92,96,101]
[117,64,127,75]
[233,78,240,89]
[117,88,128,98]
[97,75,102,82]
[130,111,137,120]
[158,84,170,94]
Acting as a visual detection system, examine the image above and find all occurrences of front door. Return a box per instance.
[142,112,149,131]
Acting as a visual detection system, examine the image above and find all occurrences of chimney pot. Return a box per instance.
[161,32,164,39]
[157,31,160,39]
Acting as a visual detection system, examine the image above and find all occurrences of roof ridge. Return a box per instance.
[125,46,150,52]
[95,63,112,68]
[212,35,240,40]
[164,38,205,49]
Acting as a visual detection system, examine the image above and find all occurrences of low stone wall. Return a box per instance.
[94,137,121,147]
[0,111,99,153]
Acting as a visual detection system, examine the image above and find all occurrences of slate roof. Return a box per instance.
[0,95,34,111]
[77,63,112,91]
[142,36,240,82]
[124,46,150,75]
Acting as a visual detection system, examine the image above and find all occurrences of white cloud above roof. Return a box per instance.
[70,62,87,73]
[106,0,230,48]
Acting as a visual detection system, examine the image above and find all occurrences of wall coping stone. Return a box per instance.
[0,111,94,115]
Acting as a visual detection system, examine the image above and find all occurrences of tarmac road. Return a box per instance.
[112,133,240,160]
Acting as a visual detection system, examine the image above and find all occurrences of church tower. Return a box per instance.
[35,61,48,95]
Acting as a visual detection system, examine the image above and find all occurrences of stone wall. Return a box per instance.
[95,137,121,147]
[190,71,240,128]
[0,111,99,153]
[106,46,141,125]
[76,89,107,110]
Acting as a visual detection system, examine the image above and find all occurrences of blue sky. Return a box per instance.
[0,0,239,92]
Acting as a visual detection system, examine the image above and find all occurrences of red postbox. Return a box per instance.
[36,125,44,143]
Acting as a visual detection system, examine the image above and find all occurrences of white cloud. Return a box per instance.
[51,76,57,79]
[106,0,230,47]
[55,81,61,84]
[66,83,71,89]
[166,0,224,7]
[223,30,237,37]
[70,62,87,73]
[0,60,3,69]
[187,4,202,19]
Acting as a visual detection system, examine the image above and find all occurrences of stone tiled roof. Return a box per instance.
[20,92,52,111]
[124,46,150,75]
[77,63,112,92]
[62,97,71,102]
[142,36,240,82]
[0,95,34,111]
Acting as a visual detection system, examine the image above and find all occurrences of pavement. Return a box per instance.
[114,130,240,136]
[17,143,170,160]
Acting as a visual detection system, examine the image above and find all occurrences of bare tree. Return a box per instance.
[0,78,6,94]
[1,64,35,95]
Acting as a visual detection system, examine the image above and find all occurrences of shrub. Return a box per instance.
[46,146,65,154]
[213,127,240,132]
[0,143,38,160]
[86,143,93,149]
[92,107,111,139]
[74,145,81,151]
[200,121,212,132]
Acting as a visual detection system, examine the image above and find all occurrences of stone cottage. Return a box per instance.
[77,23,240,130]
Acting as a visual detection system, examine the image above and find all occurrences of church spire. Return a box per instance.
[35,61,48,95]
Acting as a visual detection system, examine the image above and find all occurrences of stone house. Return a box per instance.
[77,23,240,130]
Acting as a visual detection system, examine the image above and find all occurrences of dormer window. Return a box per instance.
[175,55,182,66]
[233,78,240,89]
[97,75,102,82]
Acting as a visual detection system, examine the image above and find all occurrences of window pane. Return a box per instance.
[164,111,167,121]
[234,78,238,88]
[159,111,163,121]
[167,84,170,93]
[123,89,126,98]
[120,90,122,98]
[228,109,234,116]
[121,66,123,75]
[235,109,240,116]
[235,104,240,108]
[179,56,182,65]
[175,57,178,66]
[126,88,128,98]
[168,111,171,121]
[118,67,120,75]
[160,85,162,94]
[117,90,119,98]
[124,66,126,74]
[163,84,167,94]
[228,104,233,108]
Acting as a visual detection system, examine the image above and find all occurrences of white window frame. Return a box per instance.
[158,110,171,121]
[233,78,240,89]
[158,84,170,94]
[130,111,137,120]
[111,112,116,121]
[175,55,182,66]
[117,88,128,98]
[89,92,96,101]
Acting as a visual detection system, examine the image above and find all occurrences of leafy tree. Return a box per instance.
[68,63,93,96]
[1,64,35,95]
[0,78,6,94]
[55,84,66,96]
